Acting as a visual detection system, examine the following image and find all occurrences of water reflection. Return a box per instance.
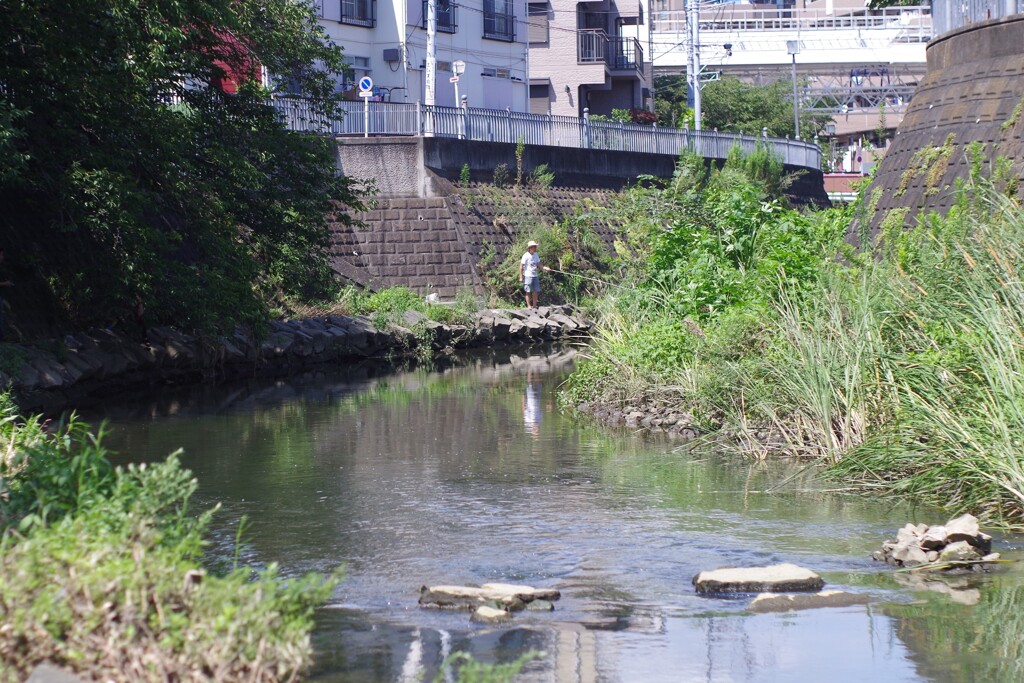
[523,366,542,438]
[88,349,1024,683]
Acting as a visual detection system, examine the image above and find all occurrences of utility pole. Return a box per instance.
[425,0,436,106]
[787,40,800,139]
[689,0,702,130]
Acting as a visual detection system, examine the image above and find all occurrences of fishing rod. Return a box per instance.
[543,267,632,291]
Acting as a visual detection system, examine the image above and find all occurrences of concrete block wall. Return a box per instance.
[328,197,482,298]
[857,15,1024,242]
[328,182,622,298]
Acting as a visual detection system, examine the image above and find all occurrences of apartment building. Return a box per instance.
[527,0,653,116]
[314,0,531,111]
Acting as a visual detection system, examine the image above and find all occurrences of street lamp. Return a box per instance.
[787,40,800,139]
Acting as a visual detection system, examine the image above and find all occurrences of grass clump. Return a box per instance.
[0,402,340,681]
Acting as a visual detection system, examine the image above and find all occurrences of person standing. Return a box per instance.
[519,240,550,309]
[0,248,12,342]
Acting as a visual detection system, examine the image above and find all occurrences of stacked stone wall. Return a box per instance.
[858,15,1024,242]
[329,181,622,297]
[328,197,482,297]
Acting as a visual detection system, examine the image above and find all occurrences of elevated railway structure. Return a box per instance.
[650,1,932,172]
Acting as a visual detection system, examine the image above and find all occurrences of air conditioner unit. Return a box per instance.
[383,48,401,62]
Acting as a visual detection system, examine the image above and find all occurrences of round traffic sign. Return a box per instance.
[358,76,373,93]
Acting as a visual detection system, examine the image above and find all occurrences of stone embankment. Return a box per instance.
[3,305,591,410]
[574,396,703,439]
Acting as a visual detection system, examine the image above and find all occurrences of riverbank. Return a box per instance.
[1,305,591,411]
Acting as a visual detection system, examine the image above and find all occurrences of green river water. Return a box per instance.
[91,348,1024,682]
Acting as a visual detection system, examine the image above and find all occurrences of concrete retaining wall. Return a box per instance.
[857,15,1024,242]
[336,136,828,201]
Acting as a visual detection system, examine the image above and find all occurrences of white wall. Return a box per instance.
[316,0,530,111]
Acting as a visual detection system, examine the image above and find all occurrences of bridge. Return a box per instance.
[273,99,823,173]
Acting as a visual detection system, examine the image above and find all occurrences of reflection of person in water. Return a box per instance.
[523,368,542,436]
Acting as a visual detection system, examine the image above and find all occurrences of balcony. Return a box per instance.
[577,31,644,74]
[423,0,458,33]
[483,0,516,41]
[341,0,375,27]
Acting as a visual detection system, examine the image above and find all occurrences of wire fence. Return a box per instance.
[272,97,823,170]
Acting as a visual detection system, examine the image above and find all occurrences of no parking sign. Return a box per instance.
[358,76,373,97]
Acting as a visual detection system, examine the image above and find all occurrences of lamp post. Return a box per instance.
[787,40,800,139]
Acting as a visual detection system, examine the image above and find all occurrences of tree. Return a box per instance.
[696,77,830,138]
[0,0,363,334]
[653,75,693,128]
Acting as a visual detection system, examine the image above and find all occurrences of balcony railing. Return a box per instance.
[577,31,644,74]
[578,29,607,63]
[423,0,458,33]
[341,0,375,27]
[610,36,643,73]
[271,97,824,171]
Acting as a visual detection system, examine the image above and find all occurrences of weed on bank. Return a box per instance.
[0,399,339,681]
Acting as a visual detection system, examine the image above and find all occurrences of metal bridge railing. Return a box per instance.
[272,97,823,171]
[652,5,932,34]
[931,0,1024,35]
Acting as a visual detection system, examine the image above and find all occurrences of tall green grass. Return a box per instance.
[566,150,1024,525]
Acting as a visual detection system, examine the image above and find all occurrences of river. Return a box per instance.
[92,348,1024,683]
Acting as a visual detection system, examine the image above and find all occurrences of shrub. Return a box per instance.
[0,407,340,680]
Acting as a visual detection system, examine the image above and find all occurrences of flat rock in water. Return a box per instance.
[693,563,825,594]
[419,585,524,610]
[748,590,870,613]
[419,584,540,611]
[471,605,512,623]
[481,583,561,601]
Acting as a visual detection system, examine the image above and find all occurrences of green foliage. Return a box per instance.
[493,163,511,187]
[529,163,555,189]
[361,287,423,317]
[698,77,830,138]
[515,136,525,186]
[0,0,364,334]
[567,144,1024,525]
[602,147,839,322]
[0,405,339,680]
[460,163,472,186]
[652,76,694,128]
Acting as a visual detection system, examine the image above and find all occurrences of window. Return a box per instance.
[484,0,515,41]
[423,0,458,33]
[529,83,550,115]
[527,3,549,44]
[340,56,372,91]
[341,0,375,27]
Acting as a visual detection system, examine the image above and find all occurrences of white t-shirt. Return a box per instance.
[521,251,540,279]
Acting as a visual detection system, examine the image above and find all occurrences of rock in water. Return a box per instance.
[692,563,825,594]
[471,605,511,623]
[748,590,870,613]
[480,583,561,601]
